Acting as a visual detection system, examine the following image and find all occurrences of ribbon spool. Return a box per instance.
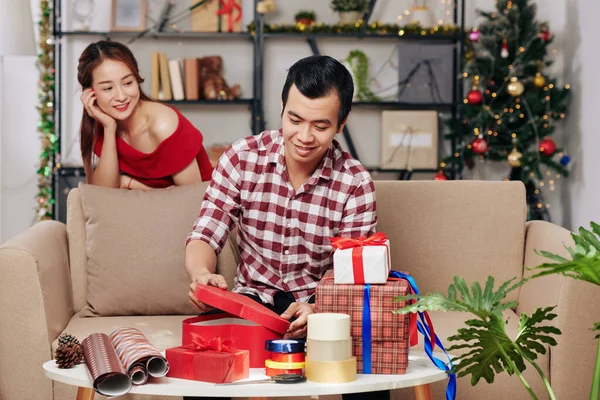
[271,353,305,363]
[265,339,305,354]
[266,367,303,377]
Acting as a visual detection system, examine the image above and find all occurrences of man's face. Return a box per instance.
[281,84,346,173]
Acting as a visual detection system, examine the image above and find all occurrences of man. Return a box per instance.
[184,55,388,400]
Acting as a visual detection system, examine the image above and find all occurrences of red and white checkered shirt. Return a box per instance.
[187,129,377,305]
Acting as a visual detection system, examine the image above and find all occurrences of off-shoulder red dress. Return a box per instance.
[93,108,214,188]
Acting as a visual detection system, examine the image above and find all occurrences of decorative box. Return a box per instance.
[165,334,249,383]
[331,233,391,284]
[182,285,290,368]
[190,0,242,33]
[315,270,412,374]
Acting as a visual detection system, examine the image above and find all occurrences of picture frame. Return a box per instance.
[110,0,147,32]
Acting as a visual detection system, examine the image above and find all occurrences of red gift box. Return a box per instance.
[315,270,412,374]
[166,334,249,383]
[182,285,291,368]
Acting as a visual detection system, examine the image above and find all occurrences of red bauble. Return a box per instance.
[434,171,448,181]
[466,89,483,105]
[471,137,488,154]
[540,30,551,41]
[539,138,556,156]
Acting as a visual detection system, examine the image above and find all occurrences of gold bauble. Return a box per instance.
[507,148,523,167]
[507,77,525,97]
[533,72,546,88]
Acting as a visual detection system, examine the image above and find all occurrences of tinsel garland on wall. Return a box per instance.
[36,0,57,220]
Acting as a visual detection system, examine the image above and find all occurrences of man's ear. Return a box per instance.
[337,116,349,134]
[280,100,284,116]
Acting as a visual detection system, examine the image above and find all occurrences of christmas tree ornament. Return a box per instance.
[533,72,546,88]
[559,154,571,166]
[539,137,557,156]
[58,333,81,348]
[55,343,83,369]
[469,29,480,43]
[471,136,488,154]
[500,38,509,58]
[466,89,483,105]
[539,29,551,42]
[434,171,448,181]
[507,77,525,96]
[507,147,523,167]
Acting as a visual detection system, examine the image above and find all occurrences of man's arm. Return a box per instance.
[338,177,377,237]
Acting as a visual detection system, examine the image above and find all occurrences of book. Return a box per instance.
[151,51,160,99]
[184,58,200,100]
[81,327,169,396]
[158,52,172,101]
[168,59,185,101]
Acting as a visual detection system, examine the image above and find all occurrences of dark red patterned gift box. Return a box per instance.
[315,270,412,374]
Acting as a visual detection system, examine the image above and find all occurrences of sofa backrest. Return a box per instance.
[66,180,526,313]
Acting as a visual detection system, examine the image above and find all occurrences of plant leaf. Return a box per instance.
[446,314,524,386]
[514,306,561,361]
[594,321,600,340]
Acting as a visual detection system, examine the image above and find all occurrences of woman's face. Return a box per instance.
[91,59,140,121]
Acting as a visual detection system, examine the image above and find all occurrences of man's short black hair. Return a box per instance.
[281,55,354,129]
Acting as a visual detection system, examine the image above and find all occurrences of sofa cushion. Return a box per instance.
[78,183,208,317]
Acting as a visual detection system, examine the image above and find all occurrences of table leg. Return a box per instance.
[76,387,95,400]
[414,384,432,400]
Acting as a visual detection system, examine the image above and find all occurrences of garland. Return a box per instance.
[345,50,380,102]
[248,20,459,36]
[36,0,57,220]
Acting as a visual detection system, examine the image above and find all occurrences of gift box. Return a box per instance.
[315,270,412,374]
[166,334,249,383]
[331,233,391,284]
[182,285,290,368]
[190,0,242,33]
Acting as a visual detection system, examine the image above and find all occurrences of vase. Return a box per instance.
[339,11,362,24]
[410,5,435,28]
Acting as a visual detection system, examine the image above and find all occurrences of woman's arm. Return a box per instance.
[172,159,202,186]
[120,174,153,191]
[91,125,120,188]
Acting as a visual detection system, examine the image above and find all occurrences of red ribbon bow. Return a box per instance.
[184,333,235,353]
[329,232,388,250]
[216,0,242,32]
[329,233,389,284]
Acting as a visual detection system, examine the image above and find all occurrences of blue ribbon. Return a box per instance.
[362,284,372,373]
[389,271,457,400]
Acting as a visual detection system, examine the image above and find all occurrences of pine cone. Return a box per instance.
[55,344,83,369]
[57,333,81,347]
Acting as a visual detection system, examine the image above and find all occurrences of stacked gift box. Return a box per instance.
[316,233,413,375]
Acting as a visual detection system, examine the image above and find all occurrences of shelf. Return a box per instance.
[162,99,254,105]
[263,32,459,42]
[57,31,253,40]
[352,102,454,111]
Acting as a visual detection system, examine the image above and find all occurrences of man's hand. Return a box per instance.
[188,272,228,313]
[280,302,315,339]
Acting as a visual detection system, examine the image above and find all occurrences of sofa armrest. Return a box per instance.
[519,220,600,399]
[0,220,73,400]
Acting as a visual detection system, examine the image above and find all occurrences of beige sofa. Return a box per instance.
[0,180,598,400]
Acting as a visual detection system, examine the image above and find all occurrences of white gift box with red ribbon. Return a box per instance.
[331,233,392,284]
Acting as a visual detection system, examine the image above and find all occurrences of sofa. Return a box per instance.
[0,180,598,400]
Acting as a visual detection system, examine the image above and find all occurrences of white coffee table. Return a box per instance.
[43,351,449,400]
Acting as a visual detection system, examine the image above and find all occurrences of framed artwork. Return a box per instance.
[380,110,439,170]
[111,0,147,31]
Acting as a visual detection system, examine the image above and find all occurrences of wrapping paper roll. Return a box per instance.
[306,338,352,362]
[82,333,132,397]
[305,357,357,383]
[110,327,170,383]
[307,313,350,341]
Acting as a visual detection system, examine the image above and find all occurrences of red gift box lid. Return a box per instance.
[194,285,290,335]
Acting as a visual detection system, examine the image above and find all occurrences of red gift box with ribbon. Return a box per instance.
[166,333,249,383]
[331,232,392,284]
[182,285,290,368]
[315,270,414,374]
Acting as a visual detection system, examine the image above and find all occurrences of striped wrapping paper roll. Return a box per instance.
[81,333,132,397]
[109,327,169,385]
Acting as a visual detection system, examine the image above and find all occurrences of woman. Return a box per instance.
[78,40,213,190]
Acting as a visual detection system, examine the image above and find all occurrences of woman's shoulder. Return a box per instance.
[145,101,181,142]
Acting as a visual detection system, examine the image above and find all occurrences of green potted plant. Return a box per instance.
[295,10,316,26]
[330,0,367,24]
[394,222,600,400]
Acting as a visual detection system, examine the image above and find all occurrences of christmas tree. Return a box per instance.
[443,0,571,221]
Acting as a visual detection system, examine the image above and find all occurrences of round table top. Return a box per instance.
[43,351,449,397]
